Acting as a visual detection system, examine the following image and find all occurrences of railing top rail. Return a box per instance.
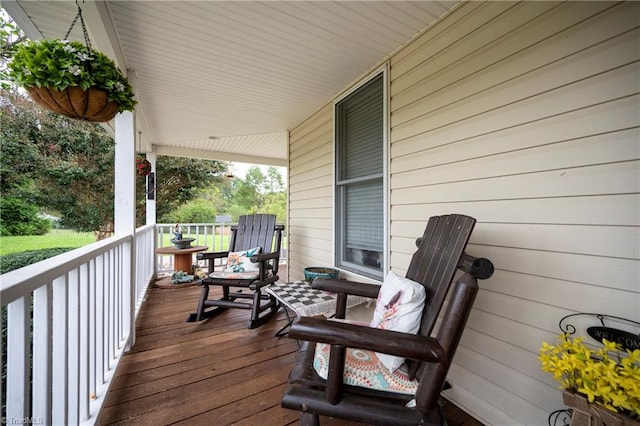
[1,233,132,306]
[135,224,156,235]
[157,222,237,226]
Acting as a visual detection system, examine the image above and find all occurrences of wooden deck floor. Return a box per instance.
[98,279,483,426]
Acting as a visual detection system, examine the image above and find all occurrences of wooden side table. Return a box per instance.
[155,245,208,274]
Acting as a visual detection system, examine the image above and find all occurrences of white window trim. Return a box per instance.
[331,64,389,282]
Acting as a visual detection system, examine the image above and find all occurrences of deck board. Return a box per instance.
[98,279,483,425]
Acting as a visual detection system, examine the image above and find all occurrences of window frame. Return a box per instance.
[333,65,388,281]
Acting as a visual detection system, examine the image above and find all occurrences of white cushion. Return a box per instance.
[224,247,261,273]
[369,271,426,372]
[209,270,259,280]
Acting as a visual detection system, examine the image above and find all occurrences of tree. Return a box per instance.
[142,156,228,225]
[266,166,285,193]
[1,86,228,237]
[1,88,117,238]
[213,166,287,223]
[0,9,26,90]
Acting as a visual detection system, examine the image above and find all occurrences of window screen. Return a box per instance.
[335,72,384,278]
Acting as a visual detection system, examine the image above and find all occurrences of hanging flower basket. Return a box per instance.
[7,4,136,122]
[26,86,120,123]
[136,156,152,176]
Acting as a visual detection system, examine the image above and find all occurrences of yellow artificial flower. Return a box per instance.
[539,335,640,420]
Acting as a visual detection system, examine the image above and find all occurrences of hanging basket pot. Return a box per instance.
[26,86,119,122]
[7,3,136,122]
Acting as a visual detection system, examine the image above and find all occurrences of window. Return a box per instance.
[335,70,386,279]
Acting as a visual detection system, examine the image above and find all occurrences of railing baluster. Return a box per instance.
[89,258,97,405]
[67,268,80,425]
[80,262,90,421]
[33,282,53,424]
[107,248,113,366]
[96,253,105,386]
[52,275,68,425]
[6,296,30,423]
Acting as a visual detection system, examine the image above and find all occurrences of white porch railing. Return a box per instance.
[156,222,231,273]
[155,222,287,273]
[0,224,155,425]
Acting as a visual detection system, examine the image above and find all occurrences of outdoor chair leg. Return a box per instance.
[299,412,319,426]
[186,283,210,322]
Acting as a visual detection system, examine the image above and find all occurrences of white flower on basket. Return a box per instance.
[67,65,82,76]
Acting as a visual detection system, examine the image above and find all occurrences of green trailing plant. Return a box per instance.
[8,39,136,112]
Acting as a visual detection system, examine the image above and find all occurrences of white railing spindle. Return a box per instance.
[67,268,80,425]
[32,282,52,424]
[79,263,90,422]
[6,296,29,421]
[52,274,68,425]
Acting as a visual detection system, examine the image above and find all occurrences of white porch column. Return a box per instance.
[145,152,157,225]
[145,151,158,279]
[114,111,136,349]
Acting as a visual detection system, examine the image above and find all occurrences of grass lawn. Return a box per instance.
[0,229,96,256]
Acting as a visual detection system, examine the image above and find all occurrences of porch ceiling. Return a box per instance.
[4,1,456,166]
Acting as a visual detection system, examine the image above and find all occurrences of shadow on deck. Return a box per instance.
[97,275,484,425]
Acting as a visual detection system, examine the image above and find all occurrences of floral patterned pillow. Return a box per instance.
[225,247,261,273]
[369,270,426,372]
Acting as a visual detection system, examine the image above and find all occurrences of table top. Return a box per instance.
[155,245,208,255]
[267,280,367,317]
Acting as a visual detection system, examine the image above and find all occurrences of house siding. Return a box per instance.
[288,2,640,424]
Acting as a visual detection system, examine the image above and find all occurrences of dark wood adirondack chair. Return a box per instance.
[281,214,494,425]
[186,214,284,329]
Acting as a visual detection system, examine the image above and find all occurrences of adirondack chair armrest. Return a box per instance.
[288,316,445,363]
[250,250,279,263]
[249,275,278,290]
[312,278,381,299]
[196,251,229,261]
[196,251,231,274]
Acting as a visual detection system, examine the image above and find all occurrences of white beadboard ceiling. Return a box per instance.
[4,0,457,166]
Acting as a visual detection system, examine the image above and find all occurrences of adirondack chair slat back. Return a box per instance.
[231,214,277,252]
[405,214,476,338]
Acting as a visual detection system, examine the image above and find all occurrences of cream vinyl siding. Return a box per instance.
[288,1,639,424]
[288,104,334,281]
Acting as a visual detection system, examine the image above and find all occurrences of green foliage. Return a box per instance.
[8,39,136,112]
[157,165,287,225]
[1,88,115,236]
[0,247,73,274]
[169,199,218,223]
[0,9,26,90]
[227,166,287,222]
[0,197,51,236]
[150,156,228,224]
[262,192,287,220]
[0,89,42,193]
